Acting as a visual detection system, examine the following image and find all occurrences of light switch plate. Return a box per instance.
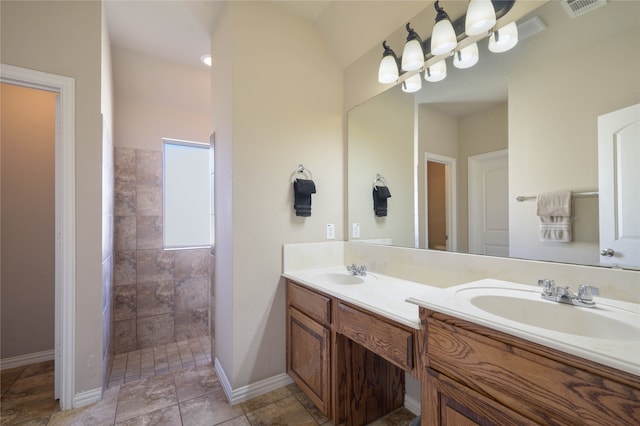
[352,223,360,238]
[326,223,335,240]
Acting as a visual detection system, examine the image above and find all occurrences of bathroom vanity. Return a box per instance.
[284,270,425,425]
[284,262,640,425]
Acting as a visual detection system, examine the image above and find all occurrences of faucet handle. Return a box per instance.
[537,279,555,294]
[577,285,599,302]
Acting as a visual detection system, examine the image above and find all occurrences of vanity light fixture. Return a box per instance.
[488,21,519,53]
[431,1,457,56]
[401,23,425,72]
[402,73,422,93]
[376,0,520,91]
[453,42,479,69]
[465,0,497,36]
[378,41,400,84]
[424,59,447,82]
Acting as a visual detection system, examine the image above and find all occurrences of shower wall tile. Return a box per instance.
[136,184,162,216]
[115,148,136,182]
[175,308,208,341]
[114,319,137,353]
[137,281,174,318]
[114,216,136,252]
[137,249,174,283]
[175,277,208,312]
[114,251,137,286]
[115,179,137,216]
[174,248,210,279]
[137,216,163,249]
[136,150,162,185]
[113,147,210,354]
[114,285,137,321]
[137,314,175,349]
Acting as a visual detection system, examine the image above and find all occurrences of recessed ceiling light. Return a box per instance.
[200,54,211,67]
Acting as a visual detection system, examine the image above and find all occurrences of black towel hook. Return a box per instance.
[290,164,313,182]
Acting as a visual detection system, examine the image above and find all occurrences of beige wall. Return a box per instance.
[212,1,343,389]
[1,0,104,393]
[1,84,57,358]
[112,47,212,151]
[509,27,640,264]
[348,87,414,247]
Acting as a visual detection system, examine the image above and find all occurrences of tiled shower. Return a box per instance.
[113,147,210,354]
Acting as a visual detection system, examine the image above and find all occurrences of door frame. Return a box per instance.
[1,64,76,409]
[424,152,457,252]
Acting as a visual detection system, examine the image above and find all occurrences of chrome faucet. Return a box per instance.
[537,279,599,307]
[346,264,367,276]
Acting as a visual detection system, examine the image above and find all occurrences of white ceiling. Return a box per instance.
[104,0,427,70]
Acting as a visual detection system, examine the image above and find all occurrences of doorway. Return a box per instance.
[1,64,76,409]
[424,153,457,251]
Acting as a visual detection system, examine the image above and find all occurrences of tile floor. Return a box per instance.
[1,339,417,425]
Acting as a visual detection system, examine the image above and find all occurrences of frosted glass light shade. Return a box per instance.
[453,43,479,69]
[378,54,399,84]
[425,60,447,82]
[465,0,496,36]
[402,73,422,93]
[489,22,519,53]
[401,39,425,72]
[431,19,457,56]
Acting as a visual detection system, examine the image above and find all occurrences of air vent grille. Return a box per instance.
[561,0,607,18]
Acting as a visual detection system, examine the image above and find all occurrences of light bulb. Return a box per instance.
[465,0,496,36]
[489,22,518,53]
[425,60,447,82]
[431,19,457,56]
[402,73,422,93]
[378,54,399,84]
[453,43,479,69]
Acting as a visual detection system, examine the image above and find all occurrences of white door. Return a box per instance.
[598,103,640,268]
[468,150,509,256]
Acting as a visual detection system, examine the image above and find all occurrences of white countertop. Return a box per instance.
[407,278,640,377]
[284,269,640,377]
[283,267,429,329]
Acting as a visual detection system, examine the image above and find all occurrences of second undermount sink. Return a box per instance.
[312,272,365,285]
[454,286,640,341]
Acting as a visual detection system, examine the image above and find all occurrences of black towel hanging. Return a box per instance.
[291,165,316,217]
[373,174,391,217]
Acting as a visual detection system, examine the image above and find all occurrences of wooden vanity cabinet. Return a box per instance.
[287,279,415,425]
[286,281,332,417]
[420,308,640,425]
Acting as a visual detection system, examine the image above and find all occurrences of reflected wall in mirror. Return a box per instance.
[347,0,640,268]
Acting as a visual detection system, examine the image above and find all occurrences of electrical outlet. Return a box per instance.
[352,223,360,238]
[326,223,335,240]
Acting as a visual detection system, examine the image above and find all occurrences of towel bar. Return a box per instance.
[290,164,313,182]
[516,191,598,202]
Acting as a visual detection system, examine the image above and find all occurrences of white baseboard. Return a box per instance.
[214,357,293,405]
[73,387,102,408]
[404,393,421,416]
[1,349,54,370]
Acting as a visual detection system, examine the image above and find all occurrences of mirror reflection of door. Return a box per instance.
[425,153,457,252]
[468,150,509,256]
[598,103,640,269]
[427,161,447,250]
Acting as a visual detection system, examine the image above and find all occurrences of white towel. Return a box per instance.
[537,191,572,242]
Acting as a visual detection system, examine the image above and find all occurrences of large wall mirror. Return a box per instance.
[348,0,640,269]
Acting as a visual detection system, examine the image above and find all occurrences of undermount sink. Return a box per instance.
[455,287,640,341]
[312,272,365,285]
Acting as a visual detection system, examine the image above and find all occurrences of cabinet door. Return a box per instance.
[287,307,331,416]
[424,368,537,426]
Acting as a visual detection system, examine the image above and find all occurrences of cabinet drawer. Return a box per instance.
[287,281,331,326]
[336,302,414,372]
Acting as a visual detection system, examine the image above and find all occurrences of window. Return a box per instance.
[163,138,211,248]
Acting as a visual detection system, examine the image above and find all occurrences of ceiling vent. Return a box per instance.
[561,0,607,18]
